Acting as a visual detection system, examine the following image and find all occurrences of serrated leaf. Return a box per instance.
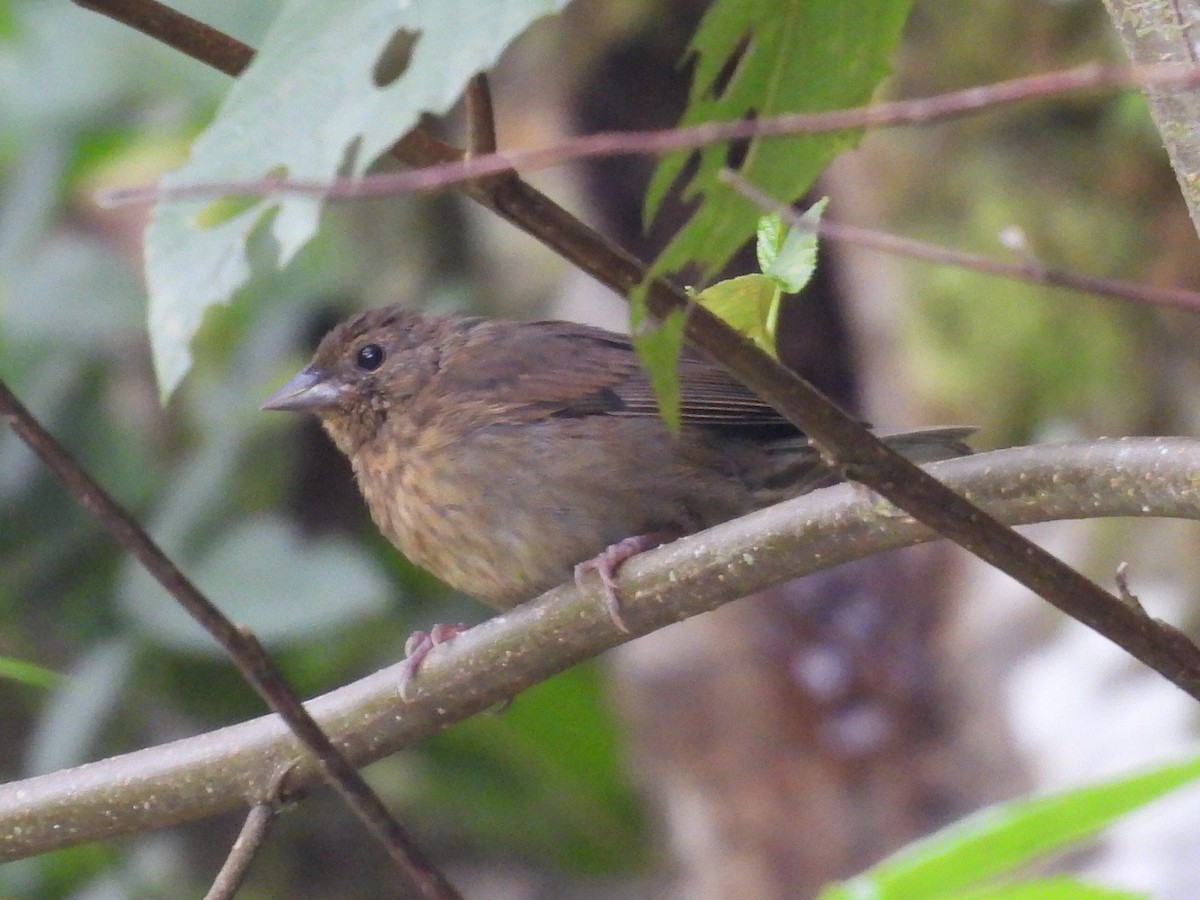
[695,273,779,358]
[645,0,913,285]
[817,753,1200,900]
[629,286,688,433]
[145,0,569,399]
[763,196,827,293]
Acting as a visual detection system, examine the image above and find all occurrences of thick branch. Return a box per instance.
[3,438,1199,862]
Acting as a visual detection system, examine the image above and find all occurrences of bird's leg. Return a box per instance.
[398,621,466,699]
[574,531,676,633]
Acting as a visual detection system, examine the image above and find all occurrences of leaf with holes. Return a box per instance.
[145,0,569,399]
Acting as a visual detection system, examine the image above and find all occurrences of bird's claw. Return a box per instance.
[399,622,466,699]
[574,532,674,633]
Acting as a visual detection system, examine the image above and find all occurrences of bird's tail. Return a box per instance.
[873,426,976,463]
[756,426,976,500]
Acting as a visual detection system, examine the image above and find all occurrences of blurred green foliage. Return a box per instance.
[818,752,1200,899]
[884,4,1176,446]
[0,2,643,896]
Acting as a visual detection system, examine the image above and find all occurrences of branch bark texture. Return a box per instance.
[1104,0,1200,237]
[3,438,1199,862]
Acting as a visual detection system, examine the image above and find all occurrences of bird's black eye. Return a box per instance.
[355,343,385,371]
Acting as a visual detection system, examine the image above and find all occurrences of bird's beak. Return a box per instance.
[261,366,342,412]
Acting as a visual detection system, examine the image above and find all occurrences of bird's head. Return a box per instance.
[262,304,454,454]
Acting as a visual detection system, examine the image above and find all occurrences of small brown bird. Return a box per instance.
[263,304,970,645]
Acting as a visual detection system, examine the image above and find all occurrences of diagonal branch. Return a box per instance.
[204,764,292,900]
[2,437,1199,862]
[73,0,249,74]
[0,379,460,900]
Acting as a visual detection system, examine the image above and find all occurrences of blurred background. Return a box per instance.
[3,0,1200,897]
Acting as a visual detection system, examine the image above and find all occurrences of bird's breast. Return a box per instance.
[345,414,762,609]
[350,418,598,607]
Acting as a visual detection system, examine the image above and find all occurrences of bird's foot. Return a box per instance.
[399,622,466,699]
[574,531,675,633]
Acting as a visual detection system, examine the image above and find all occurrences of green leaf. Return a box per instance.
[0,3,16,41]
[693,200,827,357]
[755,212,786,272]
[694,273,779,358]
[145,0,570,399]
[422,664,646,872]
[0,655,62,690]
[118,516,391,654]
[816,753,1200,899]
[628,287,688,433]
[645,0,913,285]
[763,196,827,293]
[954,876,1144,900]
[25,641,134,775]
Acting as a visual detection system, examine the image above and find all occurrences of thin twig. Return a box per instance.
[101,61,1200,206]
[204,764,294,900]
[465,73,498,156]
[0,379,461,900]
[205,804,276,900]
[721,170,1200,315]
[72,0,253,74]
[1115,561,1148,614]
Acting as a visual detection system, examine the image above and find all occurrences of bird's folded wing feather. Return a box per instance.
[437,320,797,430]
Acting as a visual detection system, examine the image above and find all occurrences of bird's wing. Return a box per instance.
[616,353,793,428]
[440,319,794,430]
